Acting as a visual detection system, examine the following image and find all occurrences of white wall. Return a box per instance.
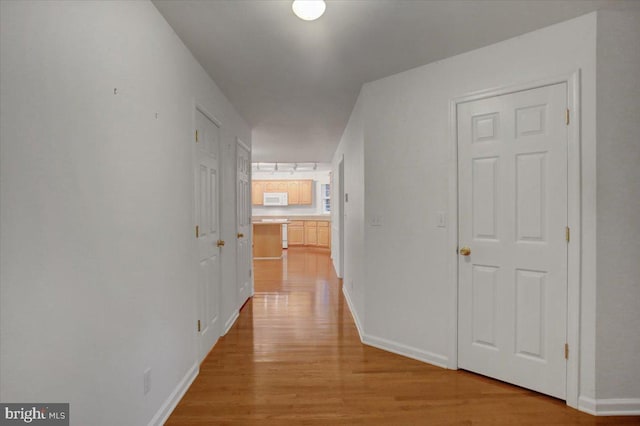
[252,168,331,217]
[331,91,366,331]
[335,12,603,407]
[595,8,640,401]
[0,1,250,425]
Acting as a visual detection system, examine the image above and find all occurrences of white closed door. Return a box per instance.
[195,109,221,362]
[236,141,252,308]
[457,83,568,399]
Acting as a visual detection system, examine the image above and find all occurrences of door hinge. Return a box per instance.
[566,226,570,242]
[197,320,201,332]
[249,269,252,277]
[196,225,199,238]
[195,130,199,142]
[564,343,569,359]
[566,109,570,125]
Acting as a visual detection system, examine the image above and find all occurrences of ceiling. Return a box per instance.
[153,0,635,162]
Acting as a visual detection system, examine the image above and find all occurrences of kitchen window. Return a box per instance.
[321,183,331,213]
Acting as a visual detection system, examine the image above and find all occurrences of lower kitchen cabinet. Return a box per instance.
[317,221,330,248]
[288,221,305,246]
[304,221,317,245]
[287,220,330,248]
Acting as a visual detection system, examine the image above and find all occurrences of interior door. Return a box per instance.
[457,83,568,399]
[195,109,222,362]
[236,140,252,308]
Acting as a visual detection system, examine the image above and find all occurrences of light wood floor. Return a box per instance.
[167,247,638,425]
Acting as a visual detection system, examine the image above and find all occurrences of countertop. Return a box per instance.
[252,215,331,222]
[252,220,291,225]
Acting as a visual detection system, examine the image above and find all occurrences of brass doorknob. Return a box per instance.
[459,246,471,256]
[217,240,225,247]
[237,233,244,238]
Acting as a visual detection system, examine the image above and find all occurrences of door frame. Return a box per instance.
[192,102,223,362]
[446,71,581,408]
[338,156,345,279]
[236,137,254,303]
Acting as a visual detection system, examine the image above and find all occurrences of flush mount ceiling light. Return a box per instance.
[292,0,326,21]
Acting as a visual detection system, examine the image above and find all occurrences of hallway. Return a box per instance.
[167,248,636,425]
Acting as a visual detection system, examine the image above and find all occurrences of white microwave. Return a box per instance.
[263,192,288,206]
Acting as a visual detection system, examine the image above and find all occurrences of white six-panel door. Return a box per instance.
[236,141,252,307]
[195,109,221,362]
[457,83,568,399]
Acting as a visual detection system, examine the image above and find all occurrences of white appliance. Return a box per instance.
[263,192,288,206]
[282,224,288,249]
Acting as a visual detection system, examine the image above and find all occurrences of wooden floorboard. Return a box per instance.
[167,247,638,425]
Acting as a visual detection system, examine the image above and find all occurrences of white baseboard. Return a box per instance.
[362,333,449,370]
[341,286,448,370]
[148,363,198,426]
[578,396,640,416]
[578,396,598,415]
[223,310,239,335]
[342,286,364,341]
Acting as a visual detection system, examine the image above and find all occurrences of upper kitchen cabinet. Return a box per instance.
[252,180,313,206]
[265,181,287,192]
[299,180,313,205]
[252,181,265,205]
[287,181,300,204]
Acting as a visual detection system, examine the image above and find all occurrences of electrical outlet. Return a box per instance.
[144,368,151,395]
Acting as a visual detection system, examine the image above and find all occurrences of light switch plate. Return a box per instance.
[144,368,151,395]
[437,211,447,228]
[370,215,383,227]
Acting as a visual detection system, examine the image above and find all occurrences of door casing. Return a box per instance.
[447,71,582,409]
[339,156,345,279]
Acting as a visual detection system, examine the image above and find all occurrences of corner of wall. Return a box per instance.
[342,285,364,342]
[578,396,640,416]
[594,6,640,405]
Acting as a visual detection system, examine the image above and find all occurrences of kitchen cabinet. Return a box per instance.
[265,181,287,192]
[304,221,317,245]
[317,221,330,248]
[279,219,329,248]
[300,180,313,204]
[253,223,283,258]
[251,179,313,206]
[252,181,265,205]
[288,221,305,246]
[287,181,300,204]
